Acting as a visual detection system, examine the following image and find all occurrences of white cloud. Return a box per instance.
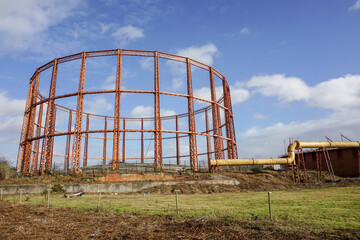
[130,105,153,118]
[237,110,360,158]
[247,74,360,110]
[176,43,219,65]
[84,96,113,115]
[193,83,250,105]
[230,82,251,104]
[0,92,26,116]
[100,22,113,34]
[111,25,144,46]
[253,113,266,120]
[160,109,176,117]
[193,87,220,102]
[0,92,26,164]
[139,57,153,70]
[130,105,176,118]
[240,27,250,35]
[349,0,360,11]
[162,43,220,91]
[247,74,311,102]
[171,77,184,90]
[309,75,360,109]
[101,75,116,90]
[0,0,82,55]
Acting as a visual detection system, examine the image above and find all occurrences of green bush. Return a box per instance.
[0,155,15,180]
[51,184,65,193]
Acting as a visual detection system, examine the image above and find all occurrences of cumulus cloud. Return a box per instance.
[171,77,184,90]
[253,113,266,120]
[158,43,219,92]
[247,74,360,110]
[100,22,113,34]
[112,25,144,46]
[176,43,219,66]
[0,92,26,163]
[349,0,360,11]
[230,82,251,104]
[139,57,153,70]
[240,27,250,35]
[84,96,113,115]
[0,92,26,116]
[130,105,153,118]
[193,83,250,105]
[309,75,360,109]
[0,0,82,55]
[237,109,360,158]
[247,74,311,102]
[130,105,176,118]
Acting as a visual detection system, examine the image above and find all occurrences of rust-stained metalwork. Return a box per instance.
[122,119,126,163]
[176,116,180,165]
[71,52,86,173]
[83,114,90,167]
[40,59,58,174]
[186,58,198,170]
[141,119,144,164]
[103,116,107,165]
[112,50,122,171]
[17,49,238,175]
[205,108,212,168]
[209,67,223,163]
[64,110,72,172]
[31,101,43,174]
[154,52,162,170]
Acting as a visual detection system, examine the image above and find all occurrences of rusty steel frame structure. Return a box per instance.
[16,49,238,175]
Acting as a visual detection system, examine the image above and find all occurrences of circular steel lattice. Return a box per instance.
[17,49,238,174]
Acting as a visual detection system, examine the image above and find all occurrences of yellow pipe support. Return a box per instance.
[210,141,360,167]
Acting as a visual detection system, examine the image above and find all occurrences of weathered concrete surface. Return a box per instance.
[0,179,239,195]
[98,173,186,182]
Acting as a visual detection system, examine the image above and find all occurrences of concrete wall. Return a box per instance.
[0,179,239,195]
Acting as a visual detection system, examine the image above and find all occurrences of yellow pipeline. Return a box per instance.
[210,141,360,167]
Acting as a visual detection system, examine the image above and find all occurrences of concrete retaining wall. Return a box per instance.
[0,179,239,195]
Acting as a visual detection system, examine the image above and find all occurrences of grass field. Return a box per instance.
[3,186,360,230]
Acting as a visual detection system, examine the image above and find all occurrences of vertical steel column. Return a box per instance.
[154,51,162,170]
[176,116,180,165]
[64,110,72,173]
[122,119,126,163]
[32,101,43,174]
[141,119,144,164]
[227,84,238,159]
[209,67,222,161]
[83,114,89,167]
[223,80,235,159]
[103,117,107,165]
[17,73,33,172]
[216,102,224,159]
[47,104,57,172]
[22,70,40,174]
[40,60,58,174]
[186,58,198,171]
[71,52,86,173]
[112,49,122,171]
[205,108,212,170]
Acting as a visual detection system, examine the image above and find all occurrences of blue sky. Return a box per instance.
[1,0,360,165]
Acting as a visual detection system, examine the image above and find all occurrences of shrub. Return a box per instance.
[0,155,15,180]
[51,184,65,193]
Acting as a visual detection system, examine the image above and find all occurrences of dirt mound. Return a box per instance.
[136,170,360,194]
[1,201,359,239]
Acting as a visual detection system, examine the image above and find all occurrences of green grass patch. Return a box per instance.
[5,186,360,230]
